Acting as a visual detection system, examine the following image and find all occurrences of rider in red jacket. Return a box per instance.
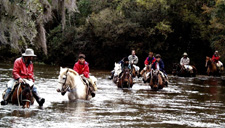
[13,57,34,81]
[212,51,220,63]
[73,54,90,78]
[1,48,45,106]
[73,54,95,97]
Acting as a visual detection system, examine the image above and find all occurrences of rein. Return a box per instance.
[17,83,32,107]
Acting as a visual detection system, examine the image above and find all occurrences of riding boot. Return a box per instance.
[1,88,12,105]
[32,91,45,106]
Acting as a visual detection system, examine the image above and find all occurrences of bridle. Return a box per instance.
[17,83,32,107]
[59,69,70,93]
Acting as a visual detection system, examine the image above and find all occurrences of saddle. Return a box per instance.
[81,77,95,97]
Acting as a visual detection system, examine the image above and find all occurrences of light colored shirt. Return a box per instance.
[128,55,138,65]
[180,57,190,65]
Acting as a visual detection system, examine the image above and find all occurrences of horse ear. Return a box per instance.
[30,85,34,90]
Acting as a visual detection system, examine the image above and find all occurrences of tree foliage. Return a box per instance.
[1,0,225,73]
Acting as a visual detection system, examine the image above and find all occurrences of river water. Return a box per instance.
[0,63,225,128]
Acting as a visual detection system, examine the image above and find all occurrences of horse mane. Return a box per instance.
[68,68,79,76]
[60,68,79,77]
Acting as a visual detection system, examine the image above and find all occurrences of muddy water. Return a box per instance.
[0,63,225,127]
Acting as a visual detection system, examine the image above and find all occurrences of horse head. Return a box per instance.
[205,56,211,67]
[150,69,160,90]
[19,80,34,108]
[122,68,131,82]
[58,67,71,96]
[114,62,122,76]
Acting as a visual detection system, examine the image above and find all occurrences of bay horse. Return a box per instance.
[57,67,97,101]
[149,69,165,90]
[2,80,34,108]
[205,56,224,76]
[172,63,197,77]
[117,67,133,88]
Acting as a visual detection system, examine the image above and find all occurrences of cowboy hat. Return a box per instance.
[22,48,36,57]
[183,52,188,56]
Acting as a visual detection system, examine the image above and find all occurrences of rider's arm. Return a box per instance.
[180,57,183,65]
[12,59,21,80]
[83,63,90,78]
[133,56,138,65]
[144,57,149,66]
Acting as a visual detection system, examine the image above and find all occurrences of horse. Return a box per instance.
[117,67,133,88]
[149,69,165,90]
[205,56,224,76]
[57,67,97,101]
[172,63,197,77]
[131,64,137,77]
[140,65,151,83]
[2,79,34,108]
[112,62,122,84]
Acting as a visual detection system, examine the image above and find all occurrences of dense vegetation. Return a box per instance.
[0,0,225,74]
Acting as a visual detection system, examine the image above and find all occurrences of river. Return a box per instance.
[0,63,225,127]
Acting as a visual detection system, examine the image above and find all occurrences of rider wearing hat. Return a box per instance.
[73,54,95,97]
[180,52,193,73]
[1,48,45,106]
[212,50,223,68]
[152,54,168,86]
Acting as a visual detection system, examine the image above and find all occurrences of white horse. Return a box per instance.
[57,67,97,100]
[114,62,122,77]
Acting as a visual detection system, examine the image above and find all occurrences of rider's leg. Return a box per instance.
[32,86,45,106]
[87,78,96,97]
[1,79,15,105]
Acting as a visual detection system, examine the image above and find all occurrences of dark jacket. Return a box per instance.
[152,59,165,72]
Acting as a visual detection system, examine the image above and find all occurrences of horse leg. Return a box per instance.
[68,92,76,101]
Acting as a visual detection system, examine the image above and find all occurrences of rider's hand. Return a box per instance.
[18,78,23,83]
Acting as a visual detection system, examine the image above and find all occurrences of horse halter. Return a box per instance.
[60,69,70,93]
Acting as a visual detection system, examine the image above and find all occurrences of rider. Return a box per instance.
[73,54,95,97]
[1,48,45,106]
[118,57,131,79]
[151,54,168,86]
[140,52,156,75]
[212,50,223,68]
[128,50,140,75]
[180,52,193,73]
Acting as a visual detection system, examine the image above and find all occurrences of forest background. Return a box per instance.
[0,0,225,74]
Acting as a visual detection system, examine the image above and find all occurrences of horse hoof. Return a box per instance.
[1,101,8,105]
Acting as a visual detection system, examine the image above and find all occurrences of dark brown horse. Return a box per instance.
[205,56,224,76]
[172,63,197,77]
[149,69,165,90]
[6,82,34,108]
[117,67,133,88]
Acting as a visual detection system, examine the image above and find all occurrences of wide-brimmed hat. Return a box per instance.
[22,48,36,57]
[78,54,85,59]
[215,50,218,53]
[183,52,188,56]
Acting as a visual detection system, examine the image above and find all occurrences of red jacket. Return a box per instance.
[73,61,90,78]
[212,55,220,62]
[13,57,34,81]
[144,57,156,65]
